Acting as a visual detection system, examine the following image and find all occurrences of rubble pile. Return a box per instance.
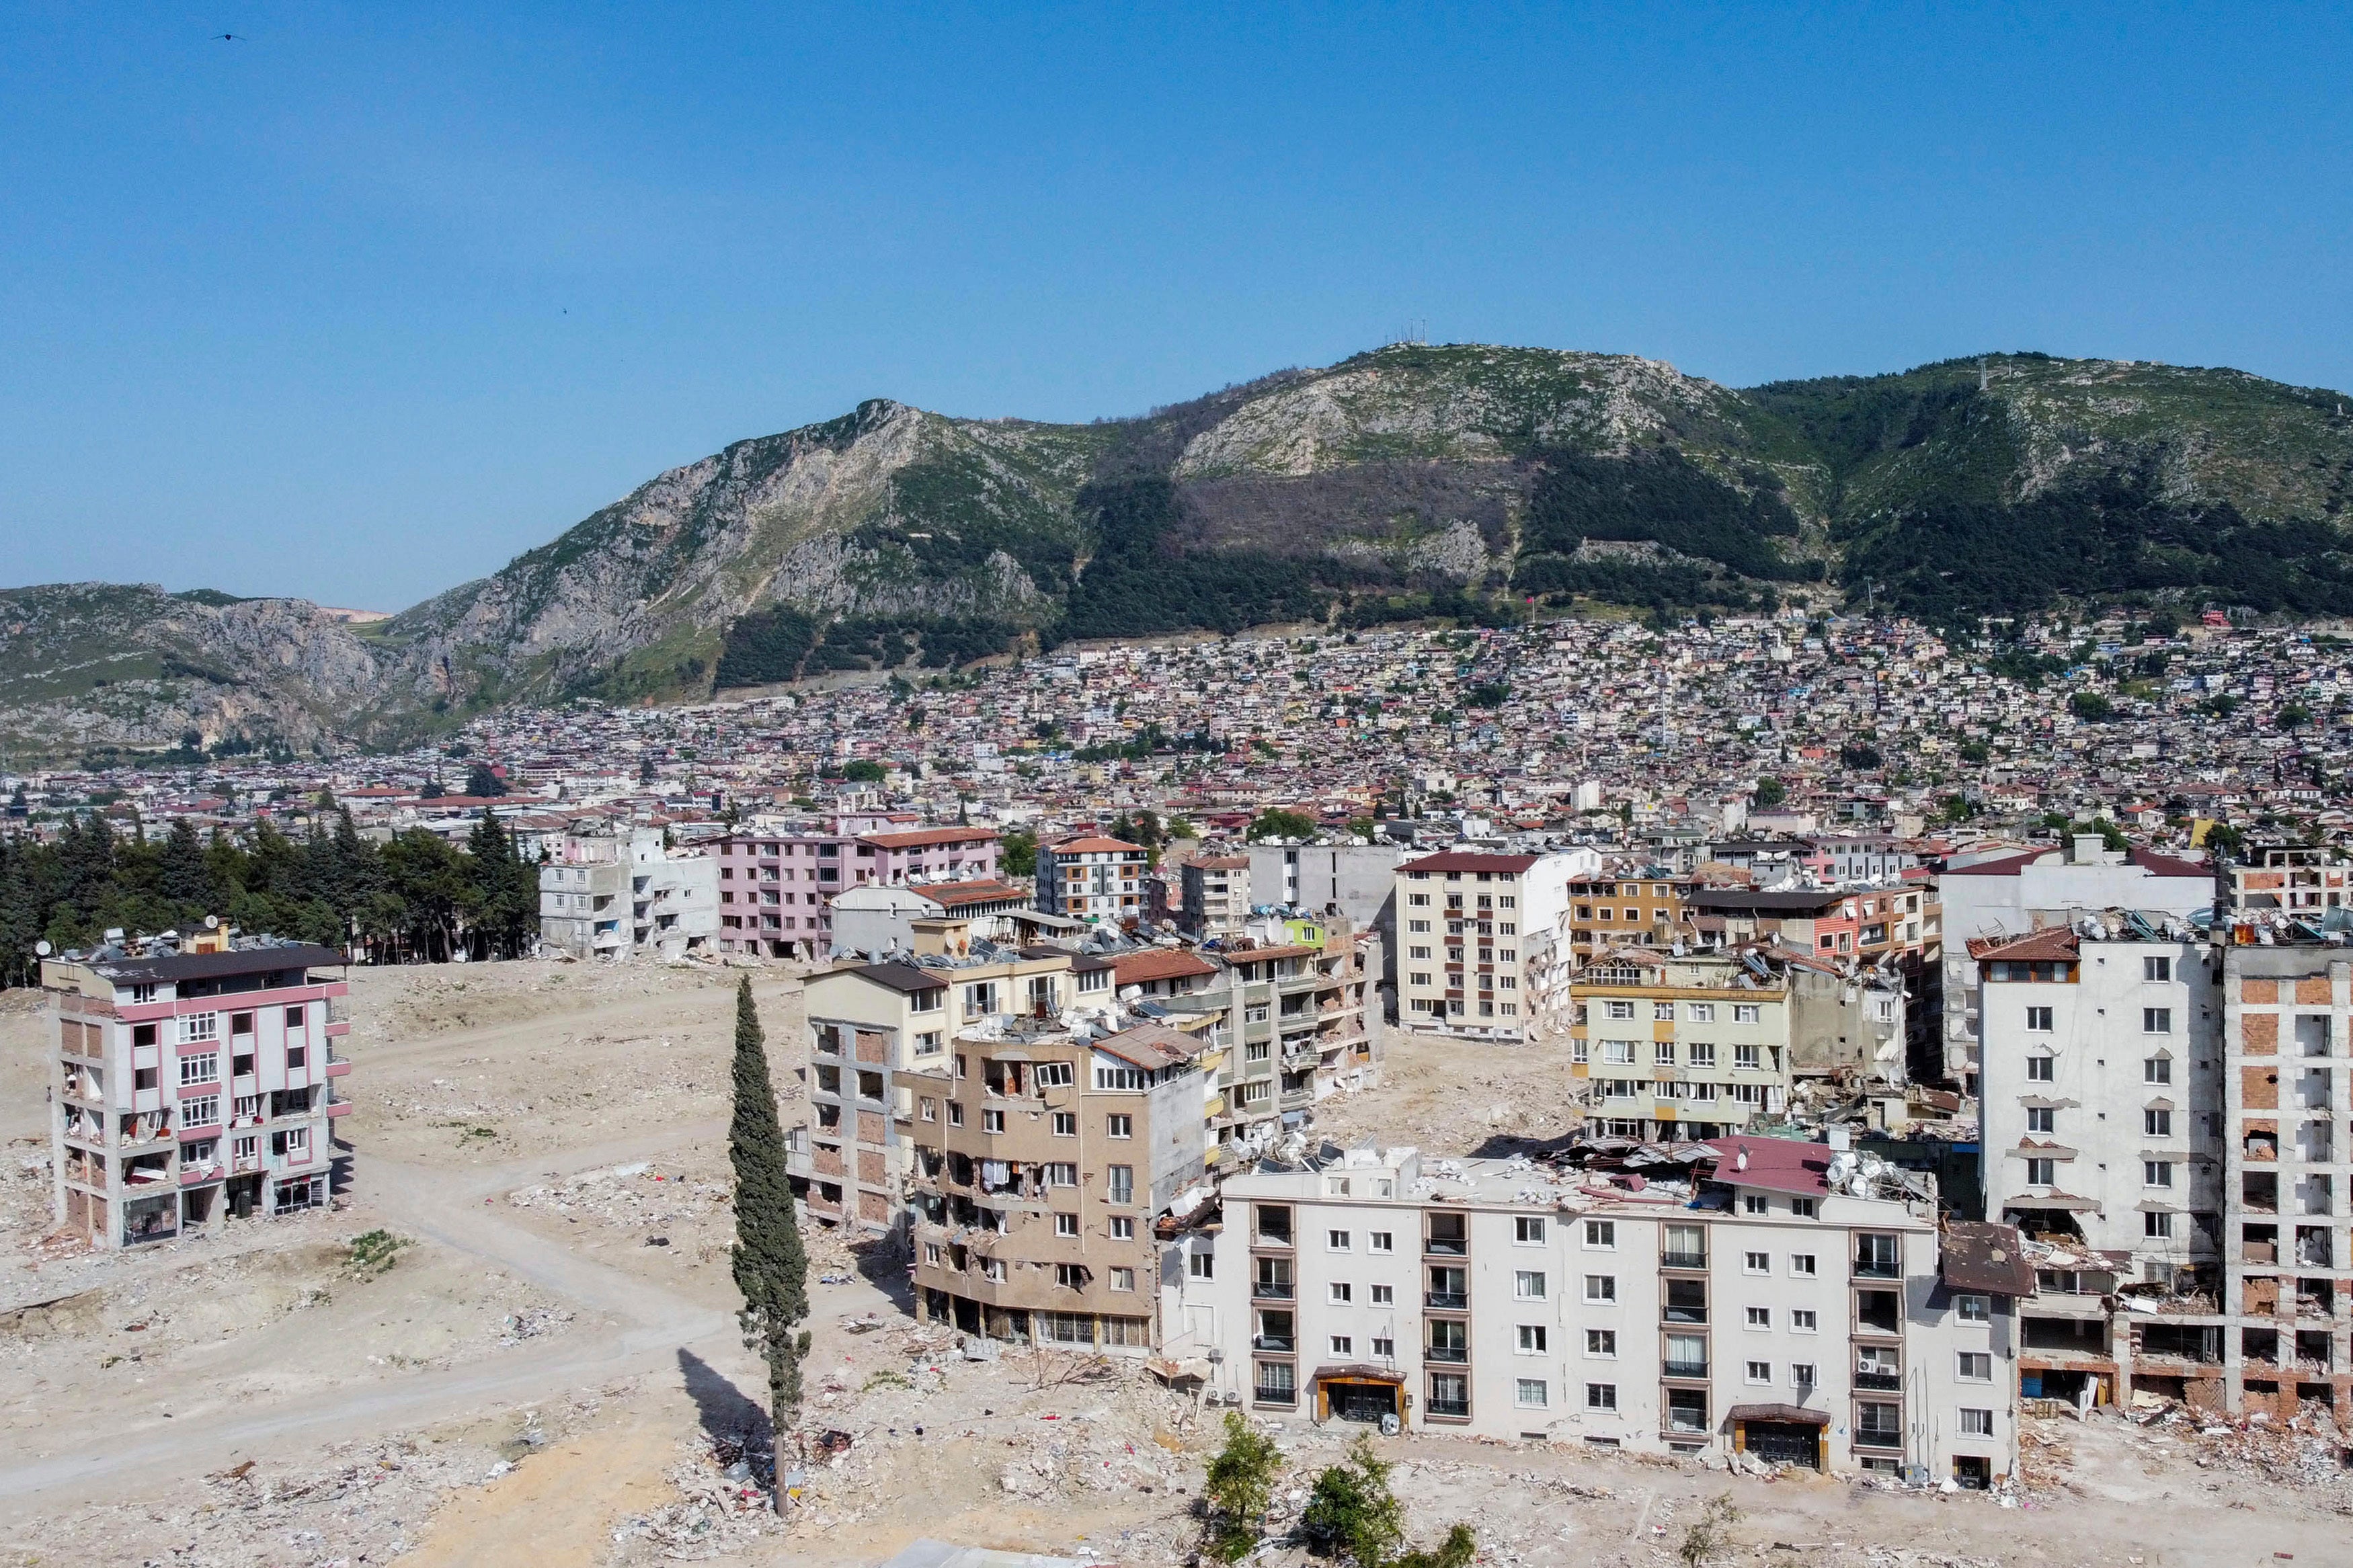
[2131,1400,2353,1491]
[610,1434,784,1563]
[508,1163,733,1235]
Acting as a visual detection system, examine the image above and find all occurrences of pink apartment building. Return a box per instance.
[47,934,352,1248]
[717,822,1000,958]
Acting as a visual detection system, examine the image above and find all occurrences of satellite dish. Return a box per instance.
[204,915,220,930]
[33,940,51,956]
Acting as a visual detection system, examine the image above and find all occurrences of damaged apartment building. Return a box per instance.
[1158,1135,2030,1487]
[1974,866,2353,1424]
[47,926,354,1248]
[789,921,1377,1239]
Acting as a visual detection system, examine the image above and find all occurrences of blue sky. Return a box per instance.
[4,3,2350,608]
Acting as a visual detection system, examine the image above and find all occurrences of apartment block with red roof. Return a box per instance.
[1037,835,1148,923]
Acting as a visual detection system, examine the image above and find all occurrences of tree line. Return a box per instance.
[0,809,542,987]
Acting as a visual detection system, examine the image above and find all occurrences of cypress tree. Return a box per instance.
[728,976,809,1497]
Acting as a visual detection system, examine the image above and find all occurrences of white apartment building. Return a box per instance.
[1937,837,2215,1089]
[1570,950,1792,1141]
[1162,1139,2027,1485]
[1394,848,1599,1043]
[1975,924,2221,1278]
[1038,835,1149,923]
[539,827,719,960]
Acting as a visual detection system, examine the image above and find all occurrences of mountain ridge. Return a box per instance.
[7,343,2352,764]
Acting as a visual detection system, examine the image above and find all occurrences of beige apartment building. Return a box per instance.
[1037,835,1149,923]
[793,948,1117,1232]
[1181,854,1252,940]
[1570,951,1792,1141]
[905,1020,1207,1351]
[1395,849,1597,1044]
[1162,1139,2029,1485]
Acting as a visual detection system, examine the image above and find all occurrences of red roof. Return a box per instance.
[1114,950,1218,985]
[1966,927,2081,962]
[1403,851,1541,874]
[917,878,1029,907]
[1051,836,1145,854]
[2126,847,2212,878]
[861,827,998,851]
[1700,1134,1833,1197]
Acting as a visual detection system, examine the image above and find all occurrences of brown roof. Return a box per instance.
[1225,943,1319,965]
[1092,1024,1203,1070]
[1700,1134,1833,1196]
[1940,1221,2038,1296]
[1193,855,1250,870]
[860,827,998,850]
[1114,950,1218,985]
[1966,928,2081,963]
[1725,1403,1831,1426]
[1051,836,1146,854]
[1403,850,1541,874]
[919,878,1031,907]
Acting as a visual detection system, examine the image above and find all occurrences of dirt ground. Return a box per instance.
[1,962,2350,1567]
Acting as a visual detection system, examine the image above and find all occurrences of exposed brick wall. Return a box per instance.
[2295,977,2335,1004]
[2242,979,2279,1003]
[2243,1066,2280,1110]
[2243,1013,2279,1054]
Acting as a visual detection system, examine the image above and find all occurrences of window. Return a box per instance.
[1790,1309,1818,1332]
[2145,1210,2174,1239]
[1515,1378,1549,1408]
[1745,1306,1770,1329]
[283,1005,305,1029]
[1584,1274,1616,1303]
[1956,1352,1993,1382]
[2145,956,2172,983]
[1427,1372,1468,1418]
[1107,1114,1133,1139]
[1408,917,1430,932]
[1110,1268,1135,1292]
[1517,1324,1547,1354]
[1051,1111,1076,1137]
[1603,1000,1635,1020]
[2145,1108,2173,1137]
[1687,1042,1716,1067]
[2027,1157,2056,1186]
[1515,1270,1547,1300]
[1106,1164,1133,1203]
[1602,1039,1635,1065]
[1585,1328,1617,1357]
[1370,1283,1394,1305]
[2027,1055,2055,1083]
[914,1030,944,1057]
[179,1013,218,1042]
[1329,1282,1353,1304]
[1189,1251,1214,1280]
[1790,1253,1817,1277]
[1330,1335,1353,1356]
[1741,1194,1769,1216]
[2026,1106,2056,1134]
[181,1095,218,1126]
[2145,1056,2172,1085]
[1053,1264,1088,1289]
[1055,1212,1080,1237]
[1369,1231,1394,1253]
[1746,1360,1771,1385]
[2026,1006,2054,1032]
[2143,1007,2173,1034]
[1255,1360,1296,1405]
[1654,1040,1676,1065]
[1111,1216,1135,1241]
[1959,1407,1995,1436]
[1790,1198,1815,1219]
[1044,1162,1078,1186]
[1094,1064,1146,1091]
[1584,1220,1616,1249]
[1791,1362,1816,1387]
[1732,1043,1761,1070]
[1371,1335,1394,1358]
[1586,1383,1617,1411]
[1745,1250,1769,1274]
[1515,1216,1546,1244]
[1732,1004,1760,1024]
[2145,1161,2174,1188]
[1956,1293,1989,1323]
[1328,1229,1351,1251]
[179,1053,220,1086]
[1035,1062,1074,1088]
[947,1102,965,1127]
[984,1108,1005,1134]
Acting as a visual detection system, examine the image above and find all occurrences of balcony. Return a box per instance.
[1425,1291,1468,1311]
[1852,1426,1905,1451]
[1252,1280,1295,1301]
[1425,1342,1468,1364]
[1662,1360,1710,1380]
[1253,1385,1298,1407]
[1661,1250,1708,1271]
[1854,1370,1903,1391]
[1251,1333,1295,1353]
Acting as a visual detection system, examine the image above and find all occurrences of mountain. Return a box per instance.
[6,344,2351,763]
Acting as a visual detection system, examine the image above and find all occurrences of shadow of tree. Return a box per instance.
[677,1345,770,1453]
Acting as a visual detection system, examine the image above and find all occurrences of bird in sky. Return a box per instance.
[214,33,243,42]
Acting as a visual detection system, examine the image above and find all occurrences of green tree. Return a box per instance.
[1677,1494,1741,1567]
[1839,741,1884,770]
[1301,1436,1406,1568]
[1201,1411,1282,1563]
[842,759,887,783]
[1958,739,1991,763]
[1753,776,1787,808]
[1247,807,1318,842]
[464,761,508,798]
[2069,691,2116,722]
[2278,702,2313,730]
[1001,829,1038,879]
[729,977,809,1496]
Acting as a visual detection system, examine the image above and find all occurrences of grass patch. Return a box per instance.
[347,1229,411,1276]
